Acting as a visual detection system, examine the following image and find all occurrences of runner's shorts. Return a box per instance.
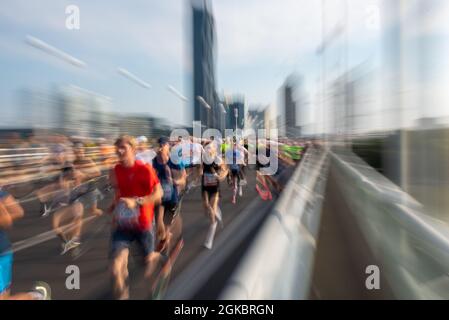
[110,226,155,259]
[231,168,240,177]
[0,251,13,294]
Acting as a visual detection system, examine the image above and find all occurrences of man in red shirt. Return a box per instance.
[109,135,163,300]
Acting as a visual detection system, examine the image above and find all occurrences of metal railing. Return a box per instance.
[0,146,115,185]
[220,146,329,300]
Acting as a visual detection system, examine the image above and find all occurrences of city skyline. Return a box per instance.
[1,0,448,135]
[0,0,326,130]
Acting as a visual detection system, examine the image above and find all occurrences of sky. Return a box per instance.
[0,0,447,132]
[0,0,375,127]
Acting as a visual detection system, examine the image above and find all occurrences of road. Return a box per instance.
[7,167,283,300]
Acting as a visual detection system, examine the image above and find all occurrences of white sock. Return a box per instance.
[204,222,218,249]
[215,207,222,222]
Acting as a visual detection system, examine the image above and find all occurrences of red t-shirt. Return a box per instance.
[113,160,160,231]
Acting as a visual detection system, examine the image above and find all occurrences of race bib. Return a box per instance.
[114,201,140,230]
[161,181,174,202]
[203,173,218,187]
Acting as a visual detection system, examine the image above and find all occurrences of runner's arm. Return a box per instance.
[216,163,229,181]
[0,195,24,228]
[136,183,163,207]
[172,168,187,187]
[0,202,13,228]
[107,168,118,214]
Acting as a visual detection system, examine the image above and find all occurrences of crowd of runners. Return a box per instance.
[0,132,308,300]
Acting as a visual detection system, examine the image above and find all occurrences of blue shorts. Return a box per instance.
[0,251,13,294]
[231,167,241,176]
[110,227,155,259]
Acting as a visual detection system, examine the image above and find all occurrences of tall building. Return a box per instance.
[17,88,62,130]
[57,85,113,138]
[248,108,265,131]
[284,76,298,137]
[192,0,218,131]
[279,75,300,138]
[16,85,114,138]
[264,105,275,132]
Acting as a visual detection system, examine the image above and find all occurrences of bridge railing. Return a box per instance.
[0,146,115,185]
[331,149,449,299]
[220,146,330,300]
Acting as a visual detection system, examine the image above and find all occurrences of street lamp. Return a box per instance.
[234,108,238,130]
[167,85,188,102]
[196,96,212,110]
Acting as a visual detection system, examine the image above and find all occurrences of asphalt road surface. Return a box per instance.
[7,167,283,300]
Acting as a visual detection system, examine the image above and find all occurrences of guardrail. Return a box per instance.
[0,146,115,186]
[330,149,449,299]
[220,146,329,300]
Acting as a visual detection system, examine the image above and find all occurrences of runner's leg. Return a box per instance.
[111,248,129,300]
[210,192,219,221]
[69,201,84,242]
[52,206,71,244]
[204,192,219,249]
[202,191,214,223]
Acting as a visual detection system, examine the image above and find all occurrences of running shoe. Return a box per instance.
[40,203,51,217]
[71,237,81,246]
[61,239,81,255]
[204,221,218,250]
[31,281,51,300]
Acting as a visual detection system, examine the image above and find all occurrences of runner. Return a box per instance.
[186,138,204,190]
[152,136,187,255]
[51,165,85,255]
[201,142,228,249]
[72,142,104,216]
[225,140,246,204]
[35,143,72,217]
[255,140,282,200]
[108,135,163,300]
[0,186,50,300]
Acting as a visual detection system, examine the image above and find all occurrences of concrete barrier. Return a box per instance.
[220,147,329,300]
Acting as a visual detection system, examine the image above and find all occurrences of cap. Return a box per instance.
[157,136,169,146]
